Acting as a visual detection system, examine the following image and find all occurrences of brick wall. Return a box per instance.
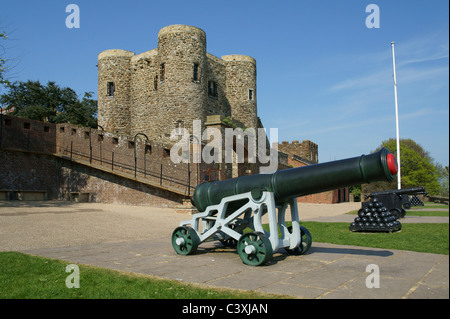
[0,114,216,206]
[0,148,183,207]
[0,149,60,199]
[0,116,56,153]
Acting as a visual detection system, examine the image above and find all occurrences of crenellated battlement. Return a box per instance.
[276,140,318,163]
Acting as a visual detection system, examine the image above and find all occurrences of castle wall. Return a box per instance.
[0,114,214,206]
[0,116,56,154]
[0,148,183,207]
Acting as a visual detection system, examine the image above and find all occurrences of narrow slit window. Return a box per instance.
[208,81,218,98]
[107,82,115,97]
[160,63,165,82]
[193,63,199,82]
[249,89,254,101]
[154,75,158,91]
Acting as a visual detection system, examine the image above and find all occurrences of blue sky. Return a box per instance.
[1,0,449,166]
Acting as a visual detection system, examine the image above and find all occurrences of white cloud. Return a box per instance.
[328,68,391,92]
[326,30,449,94]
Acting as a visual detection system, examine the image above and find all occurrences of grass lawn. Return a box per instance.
[300,222,449,255]
[0,252,282,299]
[406,210,449,217]
[418,203,449,209]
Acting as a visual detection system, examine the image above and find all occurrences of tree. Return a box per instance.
[435,164,449,198]
[53,91,98,128]
[0,80,97,128]
[0,30,9,87]
[363,138,441,195]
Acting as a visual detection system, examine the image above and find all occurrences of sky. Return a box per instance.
[1,0,449,166]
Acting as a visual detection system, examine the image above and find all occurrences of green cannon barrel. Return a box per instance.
[192,148,398,212]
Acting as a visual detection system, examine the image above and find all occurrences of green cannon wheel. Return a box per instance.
[172,226,200,255]
[237,232,273,266]
[285,226,312,255]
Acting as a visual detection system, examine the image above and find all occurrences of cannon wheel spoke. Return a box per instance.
[172,226,200,255]
[237,232,273,266]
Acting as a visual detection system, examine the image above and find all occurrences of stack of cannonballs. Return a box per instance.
[349,197,402,233]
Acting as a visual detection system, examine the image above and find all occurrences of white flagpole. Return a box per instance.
[391,41,401,189]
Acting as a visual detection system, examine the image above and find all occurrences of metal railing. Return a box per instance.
[58,142,195,195]
[0,131,197,196]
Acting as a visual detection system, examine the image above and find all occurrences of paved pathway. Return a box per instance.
[1,201,448,299]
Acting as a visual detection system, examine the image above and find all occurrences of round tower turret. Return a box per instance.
[156,25,208,144]
[222,55,257,130]
[97,49,134,135]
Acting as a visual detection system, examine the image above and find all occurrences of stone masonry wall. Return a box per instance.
[277,140,318,163]
[97,50,134,135]
[223,55,257,130]
[0,148,182,207]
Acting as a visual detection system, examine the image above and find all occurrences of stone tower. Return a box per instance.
[155,25,208,140]
[97,49,134,135]
[97,25,258,146]
[222,55,257,130]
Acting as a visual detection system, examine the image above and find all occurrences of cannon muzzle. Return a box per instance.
[192,148,397,212]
